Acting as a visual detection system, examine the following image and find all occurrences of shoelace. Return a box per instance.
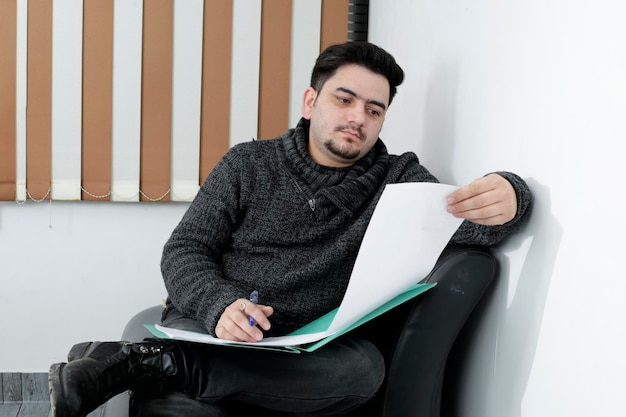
[128,347,167,393]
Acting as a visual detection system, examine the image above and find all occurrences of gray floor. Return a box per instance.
[0,373,106,417]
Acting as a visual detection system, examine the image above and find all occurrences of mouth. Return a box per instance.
[340,129,363,141]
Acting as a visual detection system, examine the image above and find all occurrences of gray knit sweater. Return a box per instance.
[161,119,531,336]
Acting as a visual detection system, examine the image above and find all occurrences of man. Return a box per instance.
[49,42,531,417]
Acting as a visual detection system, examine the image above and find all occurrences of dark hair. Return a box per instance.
[310,41,405,105]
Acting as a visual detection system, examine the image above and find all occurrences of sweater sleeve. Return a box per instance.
[160,151,247,335]
[449,170,533,247]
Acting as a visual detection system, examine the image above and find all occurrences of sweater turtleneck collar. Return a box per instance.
[275,118,390,217]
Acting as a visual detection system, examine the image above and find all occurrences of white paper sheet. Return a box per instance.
[327,182,463,332]
[150,182,464,348]
[154,324,329,347]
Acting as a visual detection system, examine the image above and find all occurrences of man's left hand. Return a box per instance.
[446,174,517,226]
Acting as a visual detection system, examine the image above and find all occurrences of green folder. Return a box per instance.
[145,282,436,354]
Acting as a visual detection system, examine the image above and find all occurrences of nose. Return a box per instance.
[347,104,366,126]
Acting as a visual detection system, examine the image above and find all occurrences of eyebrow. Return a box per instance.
[335,87,387,111]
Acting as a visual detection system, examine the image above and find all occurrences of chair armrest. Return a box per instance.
[120,305,164,341]
[370,245,498,417]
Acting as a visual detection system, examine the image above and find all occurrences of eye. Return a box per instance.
[337,96,351,104]
[367,108,382,118]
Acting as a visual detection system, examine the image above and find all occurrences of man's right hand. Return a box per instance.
[215,299,274,342]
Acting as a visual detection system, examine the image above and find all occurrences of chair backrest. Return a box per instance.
[367,246,498,417]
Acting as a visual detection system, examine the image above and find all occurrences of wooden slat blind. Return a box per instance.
[26,0,52,201]
[0,0,351,203]
[140,0,174,202]
[0,0,17,201]
[82,0,114,201]
[321,0,349,50]
[199,0,233,182]
[258,0,292,139]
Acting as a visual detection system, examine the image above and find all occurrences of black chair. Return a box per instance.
[102,245,498,417]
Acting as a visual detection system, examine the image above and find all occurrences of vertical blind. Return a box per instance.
[0,0,351,202]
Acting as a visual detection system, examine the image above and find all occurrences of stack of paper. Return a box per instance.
[146,182,463,353]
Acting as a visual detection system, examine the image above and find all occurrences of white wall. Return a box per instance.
[370,0,625,416]
[0,201,189,372]
[3,6,625,417]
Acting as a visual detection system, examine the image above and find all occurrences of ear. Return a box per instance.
[301,87,317,120]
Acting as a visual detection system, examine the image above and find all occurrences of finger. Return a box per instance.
[448,186,504,214]
[260,305,274,317]
[216,323,254,342]
[450,200,512,225]
[247,305,274,331]
[220,315,263,342]
[236,302,266,341]
[447,175,499,204]
[215,325,227,340]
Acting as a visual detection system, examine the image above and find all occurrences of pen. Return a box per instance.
[248,290,258,326]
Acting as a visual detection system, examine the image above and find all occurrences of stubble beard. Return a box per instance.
[324,140,361,161]
[324,126,364,161]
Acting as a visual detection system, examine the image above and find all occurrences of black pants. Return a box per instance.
[131,307,385,416]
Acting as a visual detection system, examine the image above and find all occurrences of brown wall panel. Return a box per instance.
[140,0,173,201]
[320,0,349,50]
[199,0,232,182]
[0,0,17,200]
[257,0,292,139]
[26,0,52,201]
[82,0,113,200]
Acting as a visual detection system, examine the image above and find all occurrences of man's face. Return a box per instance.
[302,64,390,168]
